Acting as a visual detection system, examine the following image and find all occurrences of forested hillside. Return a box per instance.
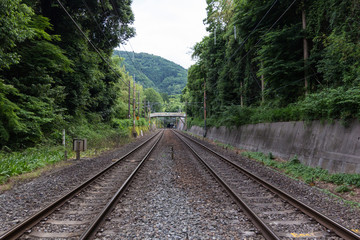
[114,50,187,95]
[0,0,145,150]
[184,0,360,127]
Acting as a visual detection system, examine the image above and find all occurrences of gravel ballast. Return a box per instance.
[96,130,263,239]
[1,129,359,238]
[184,131,360,232]
[0,131,157,234]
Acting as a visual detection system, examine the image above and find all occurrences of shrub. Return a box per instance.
[335,185,351,193]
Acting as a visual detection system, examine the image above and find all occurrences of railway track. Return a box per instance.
[0,130,164,240]
[173,130,360,240]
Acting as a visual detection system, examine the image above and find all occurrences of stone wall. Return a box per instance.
[186,121,360,174]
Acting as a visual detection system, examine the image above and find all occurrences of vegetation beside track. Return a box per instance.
[0,118,151,186]
[186,86,360,129]
[242,151,360,206]
[183,0,360,131]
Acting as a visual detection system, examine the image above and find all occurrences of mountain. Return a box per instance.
[113,50,187,95]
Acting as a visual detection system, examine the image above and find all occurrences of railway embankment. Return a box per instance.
[185,120,360,174]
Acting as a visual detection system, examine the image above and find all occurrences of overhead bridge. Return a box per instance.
[150,112,186,118]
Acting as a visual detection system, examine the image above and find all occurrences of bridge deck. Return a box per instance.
[150,112,186,118]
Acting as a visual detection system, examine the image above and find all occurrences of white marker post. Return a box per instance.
[63,129,67,160]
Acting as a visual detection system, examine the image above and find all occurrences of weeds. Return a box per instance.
[335,185,351,193]
[0,147,64,184]
[242,151,360,187]
[0,118,150,185]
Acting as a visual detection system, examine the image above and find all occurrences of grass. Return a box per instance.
[213,140,235,150]
[241,151,360,187]
[0,120,150,187]
[319,189,360,209]
[0,147,66,184]
[0,161,72,192]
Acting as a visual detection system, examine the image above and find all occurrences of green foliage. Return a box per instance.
[183,0,360,126]
[242,151,360,187]
[0,0,34,69]
[0,115,150,184]
[186,85,360,128]
[0,80,24,143]
[298,87,360,124]
[114,50,188,95]
[0,0,140,150]
[187,117,205,128]
[335,185,351,193]
[0,147,64,184]
[144,88,164,112]
[289,155,300,165]
[163,95,184,112]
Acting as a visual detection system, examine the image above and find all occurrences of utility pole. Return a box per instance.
[261,61,265,104]
[302,0,309,95]
[133,76,136,137]
[203,79,207,138]
[148,101,151,128]
[137,90,140,118]
[185,101,188,130]
[128,80,131,119]
[143,99,146,118]
[240,81,244,107]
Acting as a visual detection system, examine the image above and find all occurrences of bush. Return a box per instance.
[0,147,64,184]
[298,87,360,123]
[242,151,360,188]
[188,86,360,128]
[335,185,351,193]
[0,116,151,184]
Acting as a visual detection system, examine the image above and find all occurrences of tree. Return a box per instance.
[185,0,360,121]
[144,88,163,113]
[0,0,34,69]
[0,0,138,149]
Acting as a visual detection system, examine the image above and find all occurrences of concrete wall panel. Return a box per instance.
[186,120,360,173]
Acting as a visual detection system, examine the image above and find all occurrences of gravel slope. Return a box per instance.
[0,131,157,234]
[184,131,360,232]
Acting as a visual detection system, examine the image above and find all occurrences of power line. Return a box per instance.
[234,72,320,105]
[238,0,298,63]
[126,41,147,74]
[107,0,149,81]
[56,0,130,87]
[118,45,143,75]
[80,0,148,89]
[81,0,113,47]
[228,0,279,62]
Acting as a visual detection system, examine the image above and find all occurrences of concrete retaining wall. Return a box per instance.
[186,121,360,174]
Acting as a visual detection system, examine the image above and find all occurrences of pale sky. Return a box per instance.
[121,0,208,69]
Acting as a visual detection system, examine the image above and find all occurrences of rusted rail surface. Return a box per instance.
[173,130,360,240]
[80,130,163,239]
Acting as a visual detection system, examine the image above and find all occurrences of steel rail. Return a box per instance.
[175,130,360,240]
[80,130,164,239]
[172,130,279,240]
[0,131,162,240]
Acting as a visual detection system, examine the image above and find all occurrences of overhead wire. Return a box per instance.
[226,0,300,106]
[227,0,279,62]
[107,0,149,81]
[81,0,147,87]
[124,41,147,75]
[59,0,151,89]
[238,0,298,63]
[231,72,320,106]
[56,0,130,86]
